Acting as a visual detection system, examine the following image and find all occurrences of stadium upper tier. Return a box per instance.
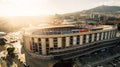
[24,24,115,36]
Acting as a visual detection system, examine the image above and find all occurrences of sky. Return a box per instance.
[0,0,120,16]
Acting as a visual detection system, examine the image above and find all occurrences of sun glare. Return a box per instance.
[0,0,49,16]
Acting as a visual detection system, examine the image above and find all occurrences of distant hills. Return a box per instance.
[83,5,120,13]
[64,5,120,16]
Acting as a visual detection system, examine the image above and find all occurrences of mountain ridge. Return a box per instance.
[83,5,120,13]
[63,5,120,16]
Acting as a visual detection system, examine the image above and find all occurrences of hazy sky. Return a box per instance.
[0,0,120,16]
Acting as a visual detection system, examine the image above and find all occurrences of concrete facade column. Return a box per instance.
[41,38,46,55]
[113,30,115,37]
[112,31,114,38]
[112,31,114,37]
[58,38,62,47]
[73,36,77,45]
[108,31,110,39]
[29,37,32,52]
[105,32,107,39]
[115,30,117,37]
[25,36,31,51]
[110,31,112,38]
[101,32,104,40]
[97,33,100,41]
[34,38,38,43]
[66,37,70,47]
[92,34,95,42]
[80,35,83,45]
[49,38,53,48]
[86,35,89,43]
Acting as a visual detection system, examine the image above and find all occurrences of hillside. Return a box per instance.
[63,5,120,16]
[84,5,120,13]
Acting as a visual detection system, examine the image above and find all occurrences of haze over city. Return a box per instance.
[0,0,120,67]
[0,0,119,16]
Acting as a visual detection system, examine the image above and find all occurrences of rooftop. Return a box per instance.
[24,24,116,35]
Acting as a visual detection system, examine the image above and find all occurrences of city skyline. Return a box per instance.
[0,0,120,16]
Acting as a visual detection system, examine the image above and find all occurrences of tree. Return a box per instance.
[0,38,7,46]
[7,47,15,55]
